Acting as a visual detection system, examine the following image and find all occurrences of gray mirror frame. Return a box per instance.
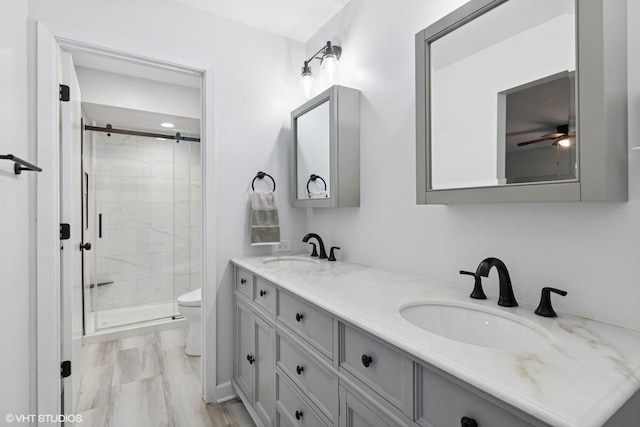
[416,0,628,204]
[291,85,360,208]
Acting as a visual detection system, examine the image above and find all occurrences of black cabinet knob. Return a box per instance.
[461,416,478,427]
[361,354,373,368]
[240,278,246,285]
[295,410,303,420]
[246,354,254,364]
[296,365,304,375]
[80,242,92,251]
[259,289,267,297]
[295,313,304,322]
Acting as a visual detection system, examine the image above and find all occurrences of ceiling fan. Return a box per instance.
[516,124,574,148]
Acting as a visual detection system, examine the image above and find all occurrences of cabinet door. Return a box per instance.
[236,299,254,401]
[339,387,394,427]
[255,315,275,427]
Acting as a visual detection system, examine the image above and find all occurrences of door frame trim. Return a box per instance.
[35,20,217,420]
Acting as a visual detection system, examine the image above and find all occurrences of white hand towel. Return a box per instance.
[250,191,280,245]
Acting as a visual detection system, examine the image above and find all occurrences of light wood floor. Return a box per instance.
[76,327,256,427]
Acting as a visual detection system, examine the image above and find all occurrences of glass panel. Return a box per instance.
[82,126,98,335]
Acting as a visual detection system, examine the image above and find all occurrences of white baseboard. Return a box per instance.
[215,381,236,404]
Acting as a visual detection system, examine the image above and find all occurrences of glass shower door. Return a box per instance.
[90,132,178,330]
[81,127,201,333]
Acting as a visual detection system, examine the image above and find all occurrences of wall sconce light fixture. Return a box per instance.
[301,41,342,98]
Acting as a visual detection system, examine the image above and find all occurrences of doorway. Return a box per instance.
[36,22,215,419]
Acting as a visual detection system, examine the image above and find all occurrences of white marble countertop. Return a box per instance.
[231,255,640,427]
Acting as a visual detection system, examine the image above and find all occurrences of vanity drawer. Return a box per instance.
[276,372,330,427]
[417,364,541,427]
[254,277,276,315]
[276,332,337,422]
[340,323,413,416]
[278,290,333,360]
[235,267,254,299]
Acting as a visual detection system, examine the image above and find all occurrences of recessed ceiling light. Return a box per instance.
[161,122,175,128]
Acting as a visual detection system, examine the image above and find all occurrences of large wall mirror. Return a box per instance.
[291,85,360,208]
[416,0,628,204]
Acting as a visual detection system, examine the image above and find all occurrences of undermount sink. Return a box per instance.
[262,255,318,268]
[400,302,551,350]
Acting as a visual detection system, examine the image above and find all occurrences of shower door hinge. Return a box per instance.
[61,360,71,378]
[60,223,71,240]
[59,84,70,102]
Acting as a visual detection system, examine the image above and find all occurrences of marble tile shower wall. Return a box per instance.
[94,133,201,311]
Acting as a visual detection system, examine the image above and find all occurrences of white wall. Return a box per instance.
[26,0,306,404]
[304,0,640,331]
[0,0,34,421]
[76,67,201,120]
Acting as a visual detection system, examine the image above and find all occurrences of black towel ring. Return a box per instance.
[306,174,327,198]
[252,171,276,191]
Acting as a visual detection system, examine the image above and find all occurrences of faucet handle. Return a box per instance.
[535,287,567,317]
[308,242,318,257]
[460,270,487,300]
[328,247,341,261]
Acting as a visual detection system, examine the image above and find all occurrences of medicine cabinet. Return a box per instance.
[291,85,360,208]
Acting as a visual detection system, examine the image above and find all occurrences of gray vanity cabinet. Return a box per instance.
[234,263,620,427]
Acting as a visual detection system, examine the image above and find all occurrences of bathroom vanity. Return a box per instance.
[231,256,640,427]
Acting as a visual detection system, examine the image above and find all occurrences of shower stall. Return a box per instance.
[82,124,201,334]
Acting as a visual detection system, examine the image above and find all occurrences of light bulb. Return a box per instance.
[301,72,314,99]
[558,137,570,147]
[321,54,338,83]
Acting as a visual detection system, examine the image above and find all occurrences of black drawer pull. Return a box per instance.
[246,354,254,364]
[240,278,247,285]
[361,354,373,368]
[461,416,478,427]
[295,410,303,420]
[296,365,304,375]
[295,313,304,322]
[260,289,267,297]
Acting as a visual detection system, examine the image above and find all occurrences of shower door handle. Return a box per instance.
[80,242,92,251]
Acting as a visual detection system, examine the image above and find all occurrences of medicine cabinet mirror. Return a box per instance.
[291,85,360,208]
[415,0,628,204]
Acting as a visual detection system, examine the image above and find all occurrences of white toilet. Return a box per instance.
[177,288,202,356]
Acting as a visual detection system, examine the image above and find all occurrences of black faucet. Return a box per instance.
[475,257,518,307]
[302,233,327,259]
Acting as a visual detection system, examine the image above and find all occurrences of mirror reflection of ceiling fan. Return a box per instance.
[516,124,575,148]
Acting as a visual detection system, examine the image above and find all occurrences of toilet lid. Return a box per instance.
[177,288,201,307]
